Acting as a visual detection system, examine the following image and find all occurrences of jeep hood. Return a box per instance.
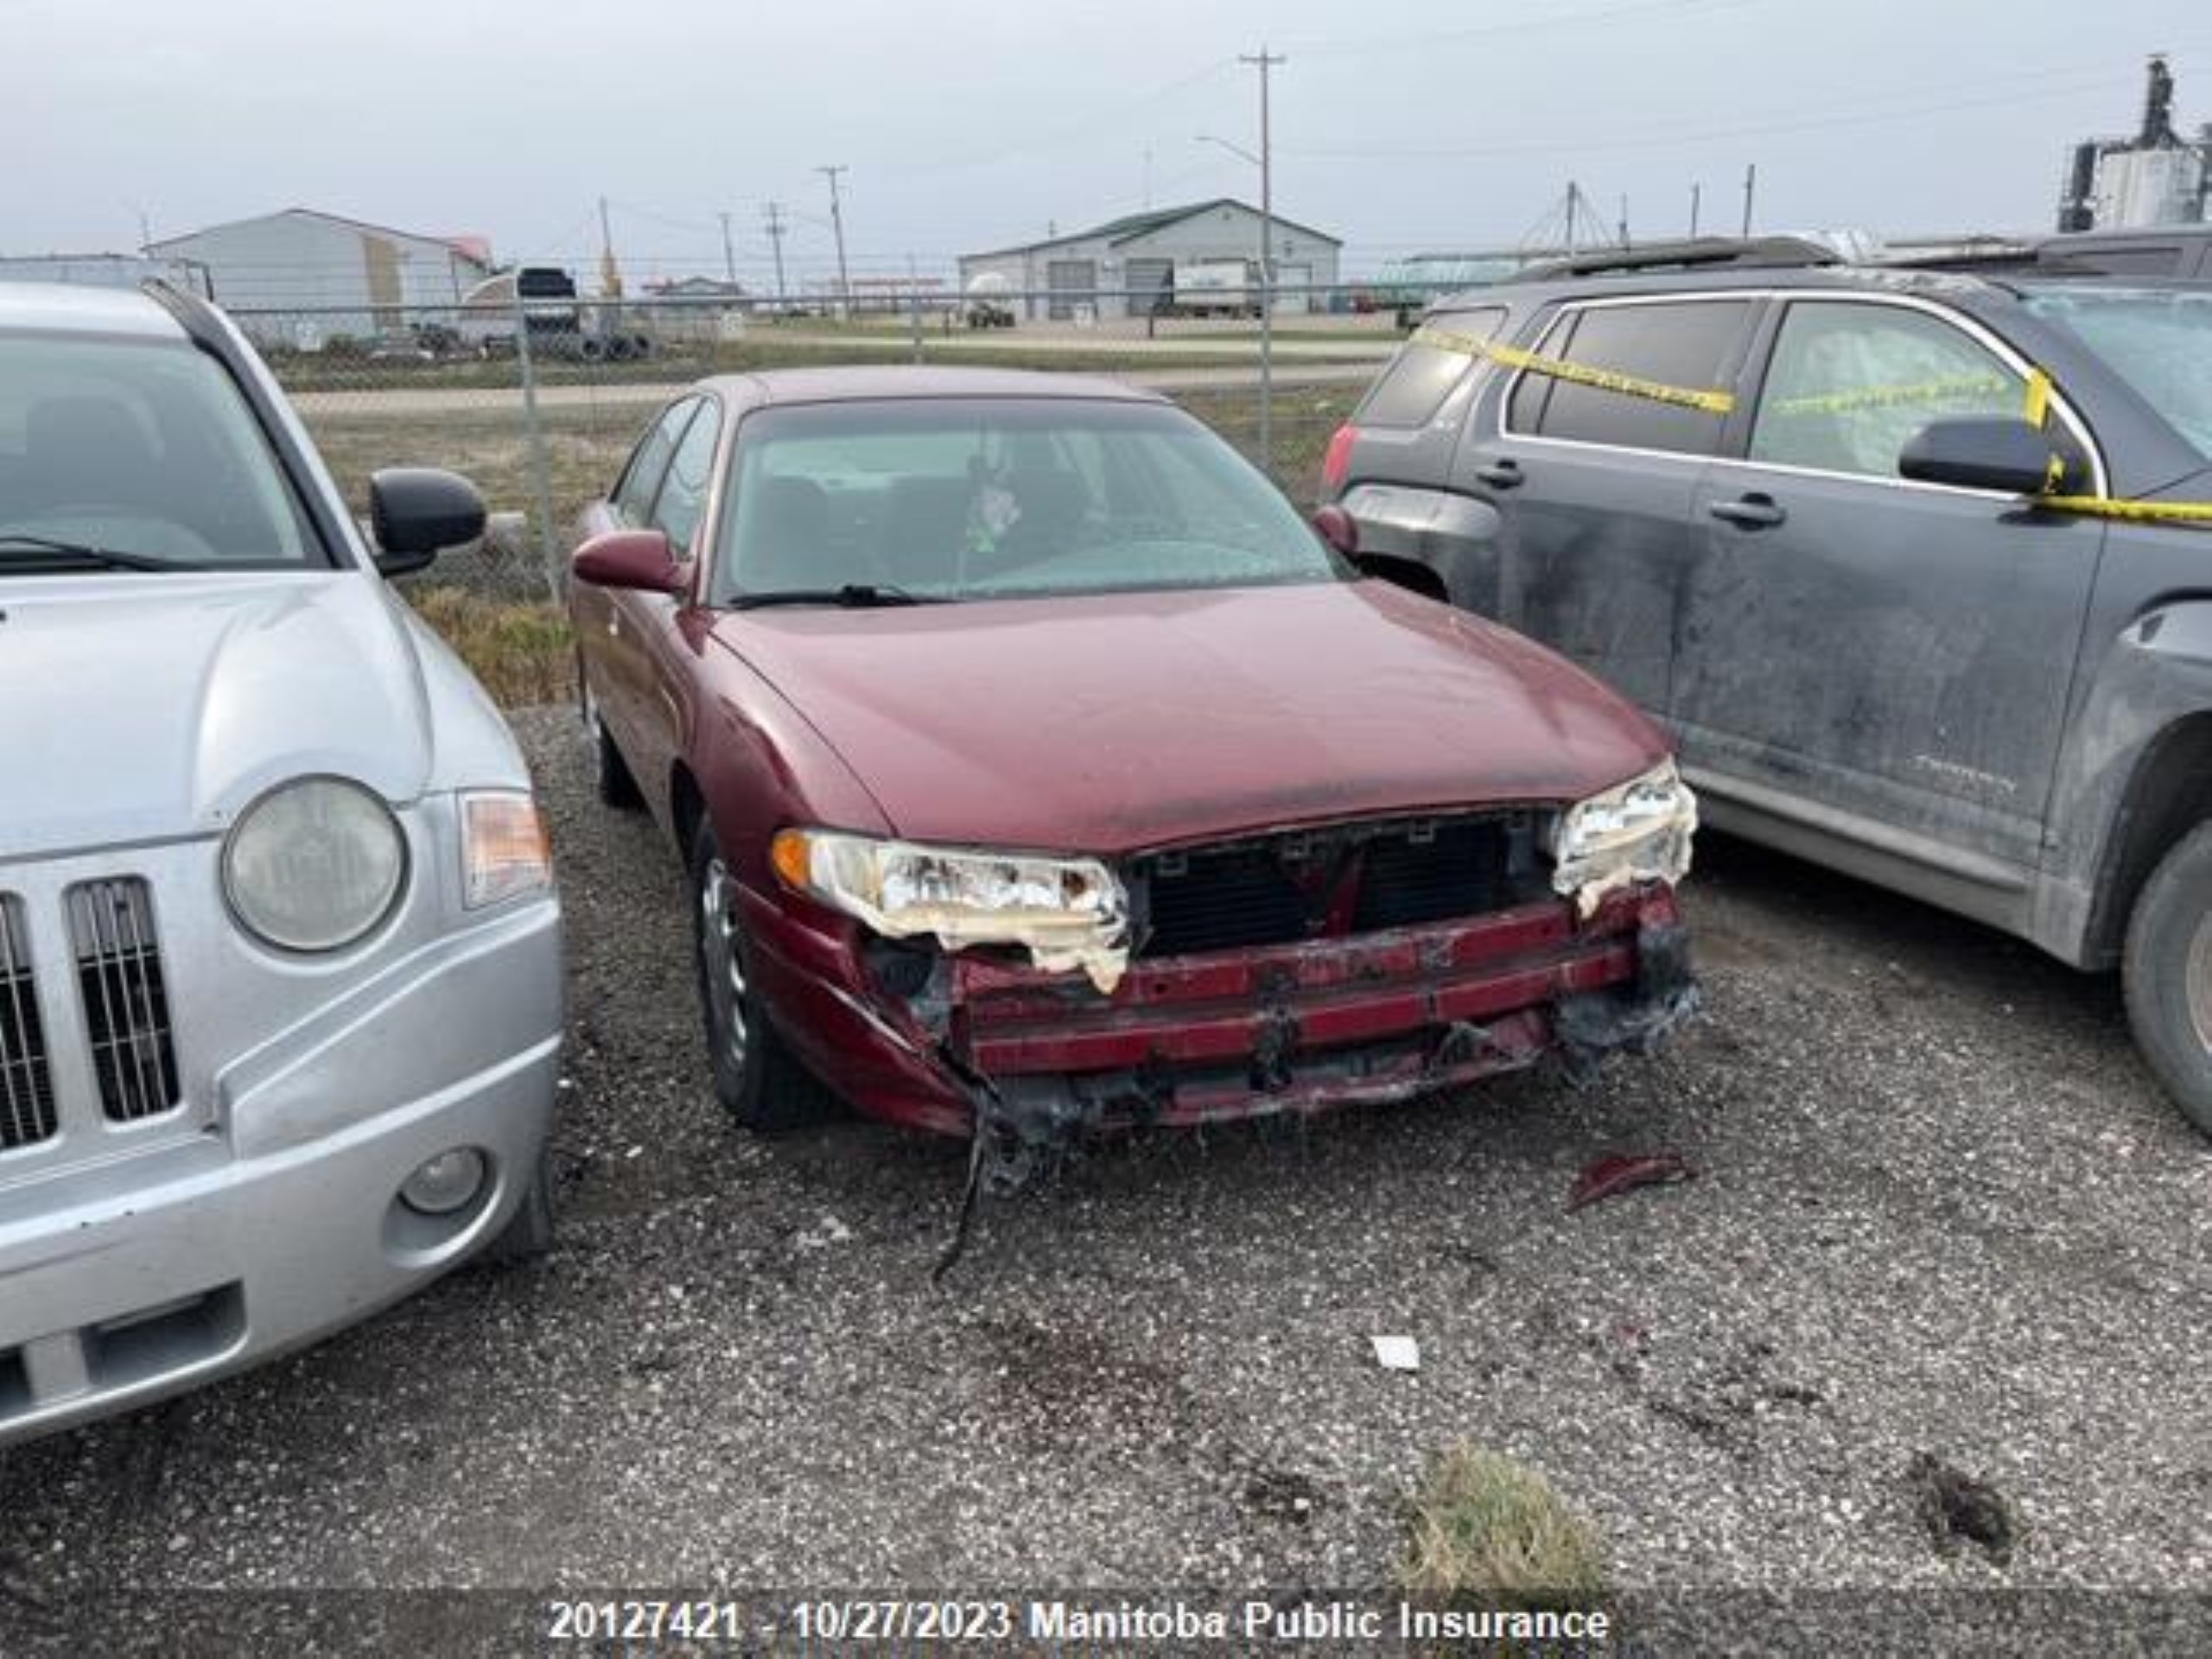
[0,573,435,858]
[714,579,1671,854]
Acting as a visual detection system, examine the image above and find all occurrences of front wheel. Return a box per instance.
[690,820,842,1132]
[2123,821,2212,1136]
[580,671,643,810]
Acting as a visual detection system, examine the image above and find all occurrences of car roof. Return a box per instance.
[0,280,188,340]
[693,364,1170,411]
[1424,263,2015,315]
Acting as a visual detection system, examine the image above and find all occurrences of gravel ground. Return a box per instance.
[5,705,2209,1632]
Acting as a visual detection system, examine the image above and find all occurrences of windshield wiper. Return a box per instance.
[0,535,200,574]
[728,582,943,611]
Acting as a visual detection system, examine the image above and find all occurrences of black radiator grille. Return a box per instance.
[68,879,181,1123]
[0,896,58,1151]
[1133,812,1549,960]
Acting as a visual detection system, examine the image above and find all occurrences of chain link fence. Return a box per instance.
[242,286,1403,601]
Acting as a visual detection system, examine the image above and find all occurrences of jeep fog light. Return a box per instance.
[400,1147,488,1216]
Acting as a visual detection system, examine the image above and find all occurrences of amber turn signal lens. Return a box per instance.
[462,792,553,909]
[770,828,812,893]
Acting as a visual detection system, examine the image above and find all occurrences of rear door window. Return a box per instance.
[1506,299,1752,455]
[614,399,696,525]
[648,399,723,553]
[1749,301,2033,478]
[1359,308,1503,426]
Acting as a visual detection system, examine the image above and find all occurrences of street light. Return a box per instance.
[1193,128,1278,472]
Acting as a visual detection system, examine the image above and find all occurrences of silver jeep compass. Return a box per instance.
[0,281,563,1444]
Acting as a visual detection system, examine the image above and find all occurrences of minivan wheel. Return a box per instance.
[689,820,842,1132]
[581,675,643,810]
[2122,821,2212,1136]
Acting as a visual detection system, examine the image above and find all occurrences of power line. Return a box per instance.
[1275,62,2171,161]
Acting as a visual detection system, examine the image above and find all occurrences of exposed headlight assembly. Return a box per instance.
[1552,759,1697,917]
[223,776,408,952]
[771,828,1130,992]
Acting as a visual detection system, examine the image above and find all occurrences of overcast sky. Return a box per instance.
[6,0,2204,281]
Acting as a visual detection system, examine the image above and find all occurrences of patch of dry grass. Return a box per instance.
[1399,1442,1607,1608]
[405,587,575,709]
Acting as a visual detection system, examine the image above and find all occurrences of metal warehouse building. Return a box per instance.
[143,207,494,346]
[958,198,1342,321]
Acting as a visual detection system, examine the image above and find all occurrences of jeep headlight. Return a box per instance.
[771,828,1130,992]
[1551,759,1697,917]
[223,776,408,952]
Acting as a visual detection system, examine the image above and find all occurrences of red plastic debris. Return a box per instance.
[1568,1151,1695,1212]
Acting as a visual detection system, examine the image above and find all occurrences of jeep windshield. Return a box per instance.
[712,397,1344,606]
[0,334,323,571]
[2022,286,2212,461]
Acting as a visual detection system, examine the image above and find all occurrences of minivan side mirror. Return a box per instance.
[368,467,486,576]
[1898,417,2067,497]
[571,527,688,594]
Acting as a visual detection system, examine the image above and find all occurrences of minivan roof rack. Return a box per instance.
[1519,235,1842,281]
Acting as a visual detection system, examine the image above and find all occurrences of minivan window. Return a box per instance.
[614,399,696,526]
[1750,301,2030,478]
[1360,308,1503,427]
[0,335,319,568]
[1505,299,1750,456]
[2023,286,2212,459]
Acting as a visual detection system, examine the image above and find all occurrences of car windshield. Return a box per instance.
[0,334,321,570]
[2022,286,2212,461]
[712,397,1342,605]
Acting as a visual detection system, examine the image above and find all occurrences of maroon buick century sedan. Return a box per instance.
[569,368,1696,1173]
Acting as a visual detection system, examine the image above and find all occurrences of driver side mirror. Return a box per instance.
[368,467,486,576]
[1898,417,2070,496]
[571,527,688,594]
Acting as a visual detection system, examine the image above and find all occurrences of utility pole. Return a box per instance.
[817,165,852,317]
[1618,194,1630,250]
[1240,46,1285,479]
[1689,181,1701,238]
[1740,162,1758,238]
[718,211,737,286]
[597,195,622,297]
[762,201,791,300]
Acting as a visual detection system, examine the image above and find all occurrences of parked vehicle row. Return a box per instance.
[1325,242,2212,1128]
[27,232,2201,1450]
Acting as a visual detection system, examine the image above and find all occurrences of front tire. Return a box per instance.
[690,820,841,1132]
[580,671,643,810]
[2123,821,2212,1136]
[479,1147,556,1265]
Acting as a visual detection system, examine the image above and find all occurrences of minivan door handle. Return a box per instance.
[1708,493,1787,529]
[1474,459,1524,490]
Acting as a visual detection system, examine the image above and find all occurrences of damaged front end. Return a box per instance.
[755,788,1700,1226]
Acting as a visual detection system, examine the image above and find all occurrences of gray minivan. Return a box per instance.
[1324,253,2212,1131]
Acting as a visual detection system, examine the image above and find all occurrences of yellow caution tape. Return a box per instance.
[2018,368,2212,523]
[1414,326,1736,416]
[1765,372,2018,419]
[2034,495,2212,525]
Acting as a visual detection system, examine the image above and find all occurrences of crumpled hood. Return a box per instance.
[1,573,433,858]
[715,580,1670,854]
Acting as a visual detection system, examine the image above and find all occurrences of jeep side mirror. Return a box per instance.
[1898,417,2068,496]
[368,467,486,576]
